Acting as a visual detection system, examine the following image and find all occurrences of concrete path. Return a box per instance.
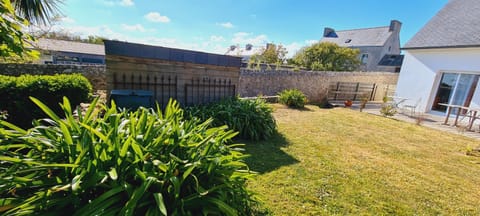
[349,102,480,140]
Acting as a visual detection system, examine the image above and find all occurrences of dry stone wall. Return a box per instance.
[239,69,399,102]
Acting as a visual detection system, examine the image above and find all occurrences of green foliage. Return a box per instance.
[260,43,287,64]
[0,0,37,59]
[278,89,308,108]
[247,43,287,70]
[12,0,63,25]
[0,98,256,215]
[185,98,277,141]
[380,97,397,117]
[290,42,360,71]
[0,74,92,128]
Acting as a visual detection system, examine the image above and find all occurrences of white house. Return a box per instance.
[395,0,480,115]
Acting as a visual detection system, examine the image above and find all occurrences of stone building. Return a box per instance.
[320,20,403,72]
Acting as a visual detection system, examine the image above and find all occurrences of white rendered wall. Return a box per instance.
[396,47,480,113]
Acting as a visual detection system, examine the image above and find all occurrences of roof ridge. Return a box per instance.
[334,26,389,32]
[40,38,104,46]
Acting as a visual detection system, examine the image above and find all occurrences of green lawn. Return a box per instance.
[244,105,480,215]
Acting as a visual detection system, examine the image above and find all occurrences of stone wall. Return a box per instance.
[0,64,399,103]
[239,69,399,102]
[0,64,107,90]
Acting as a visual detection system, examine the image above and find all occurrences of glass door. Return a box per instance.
[431,73,479,113]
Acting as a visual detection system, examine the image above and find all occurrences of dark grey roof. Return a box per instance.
[378,54,404,66]
[36,38,105,55]
[104,40,241,67]
[404,0,480,49]
[320,26,392,47]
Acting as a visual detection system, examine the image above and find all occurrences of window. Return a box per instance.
[432,73,480,113]
[360,53,368,65]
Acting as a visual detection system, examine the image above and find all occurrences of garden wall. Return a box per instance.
[0,63,106,91]
[239,69,399,102]
[0,64,399,103]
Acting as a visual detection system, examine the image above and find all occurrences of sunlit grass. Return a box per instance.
[245,105,480,215]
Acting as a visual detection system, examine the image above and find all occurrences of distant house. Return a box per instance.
[320,20,403,72]
[34,38,105,65]
[225,43,268,63]
[395,0,480,115]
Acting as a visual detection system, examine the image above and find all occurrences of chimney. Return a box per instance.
[389,20,402,32]
[323,27,336,37]
[266,43,275,50]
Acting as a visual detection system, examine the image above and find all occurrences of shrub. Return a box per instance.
[380,96,397,117]
[278,89,308,108]
[0,74,92,128]
[0,98,256,215]
[185,97,276,141]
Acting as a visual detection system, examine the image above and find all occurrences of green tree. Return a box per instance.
[12,0,63,25]
[1,0,63,59]
[260,43,287,64]
[291,42,360,71]
[0,0,35,58]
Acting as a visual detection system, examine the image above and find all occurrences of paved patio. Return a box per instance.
[349,102,480,140]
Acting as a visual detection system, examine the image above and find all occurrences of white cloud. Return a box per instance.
[121,24,147,32]
[218,22,234,28]
[120,0,134,6]
[305,39,318,45]
[60,16,75,24]
[210,35,225,42]
[145,12,170,23]
[231,32,268,46]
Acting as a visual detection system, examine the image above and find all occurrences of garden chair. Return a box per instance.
[403,98,421,117]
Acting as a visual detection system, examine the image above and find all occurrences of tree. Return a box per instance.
[0,0,35,58]
[260,43,287,64]
[0,0,63,59]
[12,0,64,25]
[290,42,360,71]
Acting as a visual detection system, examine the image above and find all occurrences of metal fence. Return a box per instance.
[184,78,236,106]
[112,73,178,107]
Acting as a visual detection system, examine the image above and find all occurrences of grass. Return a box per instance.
[244,104,480,215]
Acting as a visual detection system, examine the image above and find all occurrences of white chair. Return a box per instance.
[403,98,421,116]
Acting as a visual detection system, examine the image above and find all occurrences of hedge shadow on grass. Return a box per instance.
[242,131,299,174]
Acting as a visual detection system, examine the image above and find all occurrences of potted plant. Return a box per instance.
[344,99,353,107]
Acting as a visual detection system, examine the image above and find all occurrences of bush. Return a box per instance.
[185,97,276,141]
[0,98,256,215]
[278,89,308,108]
[0,74,92,128]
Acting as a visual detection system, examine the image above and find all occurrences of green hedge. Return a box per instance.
[0,74,92,128]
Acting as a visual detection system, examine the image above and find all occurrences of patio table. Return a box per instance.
[438,103,472,128]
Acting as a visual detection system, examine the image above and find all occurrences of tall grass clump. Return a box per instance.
[278,89,307,108]
[0,97,256,215]
[185,97,276,141]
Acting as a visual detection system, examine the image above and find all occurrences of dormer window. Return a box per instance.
[345,39,352,43]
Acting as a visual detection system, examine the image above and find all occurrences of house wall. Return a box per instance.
[355,46,384,71]
[395,47,480,113]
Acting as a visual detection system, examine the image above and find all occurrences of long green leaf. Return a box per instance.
[30,97,61,122]
[153,193,167,216]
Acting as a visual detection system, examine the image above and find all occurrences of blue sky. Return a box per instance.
[56,0,448,57]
